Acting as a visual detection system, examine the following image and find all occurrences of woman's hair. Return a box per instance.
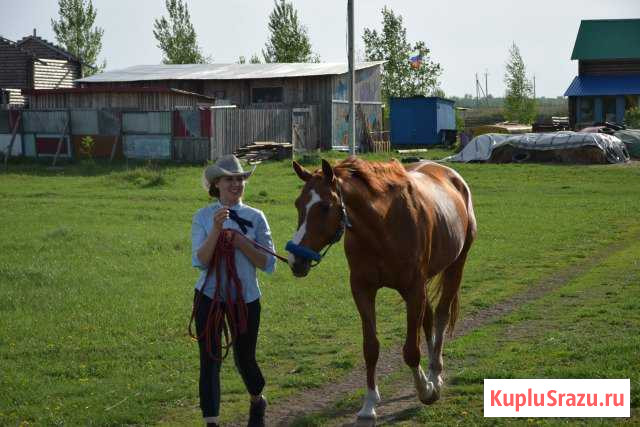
[208,178,220,198]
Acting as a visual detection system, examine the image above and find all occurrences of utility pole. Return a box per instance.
[484,69,489,102]
[348,0,356,155]
[475,73,479,107]
[533,74,536,99]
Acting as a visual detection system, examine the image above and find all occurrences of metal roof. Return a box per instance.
[571,19,640,60]
[76,62,385,83]
[564,74,640,96]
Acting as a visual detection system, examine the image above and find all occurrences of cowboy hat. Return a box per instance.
[202,155,255,191]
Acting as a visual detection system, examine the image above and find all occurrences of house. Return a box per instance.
[564,19,640,129]
[74,62,384,149]
[0,30,82,107]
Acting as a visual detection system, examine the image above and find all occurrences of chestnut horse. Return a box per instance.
[287,157,476,419]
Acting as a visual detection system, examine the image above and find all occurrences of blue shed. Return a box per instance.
[390,96,456,146]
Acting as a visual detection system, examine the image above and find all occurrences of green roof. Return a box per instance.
[571,19,640,60]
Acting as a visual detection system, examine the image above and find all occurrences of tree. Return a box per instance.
[263,0,319,63]
[363,7,441,100]
[153,0,209,64]
[504,42,537,124]
[51,0,105,77]
[238,54,261,64]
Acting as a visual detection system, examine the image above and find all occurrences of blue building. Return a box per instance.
[389,96,456,146]
[564,19,640,129]
[390,96,456,146]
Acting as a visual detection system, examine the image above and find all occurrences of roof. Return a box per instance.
[16,35,80,63]
[571,19,640,60]
[22,86,214,100]
[76,62,385,83]
[564,74,640,96]
[0,36,48,65]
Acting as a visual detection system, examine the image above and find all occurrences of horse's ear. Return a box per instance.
[321,159,334,184]
[292,161,312,182]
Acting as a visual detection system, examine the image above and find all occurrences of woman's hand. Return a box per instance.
[213,207,229,233]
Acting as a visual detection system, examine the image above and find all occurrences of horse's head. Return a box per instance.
[287,159,348,277]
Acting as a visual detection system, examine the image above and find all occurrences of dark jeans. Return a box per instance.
[194,291,265,418]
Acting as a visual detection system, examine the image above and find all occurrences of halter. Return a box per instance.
[285,182,352,267]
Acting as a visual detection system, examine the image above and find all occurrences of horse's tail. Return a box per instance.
[430,220,475,337]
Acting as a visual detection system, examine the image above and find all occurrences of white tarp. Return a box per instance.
[442,133,510,162]
[443,132,629,164]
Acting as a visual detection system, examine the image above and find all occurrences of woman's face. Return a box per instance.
[215,175,245,205]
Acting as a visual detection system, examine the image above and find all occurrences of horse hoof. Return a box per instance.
[419,388,440,405]
[355,416,377,426]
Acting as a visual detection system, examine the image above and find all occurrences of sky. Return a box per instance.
[1,0,638,97]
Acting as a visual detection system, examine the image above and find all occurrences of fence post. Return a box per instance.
[3,111,21,171]
[51,111,70,167]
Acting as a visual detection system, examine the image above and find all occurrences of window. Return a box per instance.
[252,87,283,103]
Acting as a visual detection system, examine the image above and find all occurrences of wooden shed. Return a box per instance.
[0,31,81,107]
[77,62,384,149]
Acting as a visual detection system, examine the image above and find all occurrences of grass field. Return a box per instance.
[1,153,639,425]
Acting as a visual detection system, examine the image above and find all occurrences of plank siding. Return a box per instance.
[579,60,640,75]
[27,91,213,110]
[0,38,31,88]
[33,59,79,89]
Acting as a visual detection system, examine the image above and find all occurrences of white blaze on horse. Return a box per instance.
[286,157,476,420]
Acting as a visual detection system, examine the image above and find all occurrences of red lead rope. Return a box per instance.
[188,231,249,360]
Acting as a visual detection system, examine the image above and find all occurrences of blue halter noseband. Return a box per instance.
[285,184,352,266]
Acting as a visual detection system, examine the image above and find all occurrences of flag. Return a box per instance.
[409,50,422,69]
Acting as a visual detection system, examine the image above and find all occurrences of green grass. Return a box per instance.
[1,155,639,425]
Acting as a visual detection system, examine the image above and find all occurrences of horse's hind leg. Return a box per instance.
[352,283,381,419]
[430,251,469,399]
[401,283,437,404]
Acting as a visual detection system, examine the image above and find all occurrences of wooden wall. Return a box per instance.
[579,60,640,75]
[27,91,213,110]
[33,59,80,89]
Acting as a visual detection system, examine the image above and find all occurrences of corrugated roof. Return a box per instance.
[76,62,385,83]
[571,19,640,60]
[564,74,640,96]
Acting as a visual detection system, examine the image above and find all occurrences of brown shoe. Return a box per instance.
[247,396,267,427]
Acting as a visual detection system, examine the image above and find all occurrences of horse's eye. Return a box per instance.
[320,202,331,212]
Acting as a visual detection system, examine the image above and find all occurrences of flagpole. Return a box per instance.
[348,0,356,156]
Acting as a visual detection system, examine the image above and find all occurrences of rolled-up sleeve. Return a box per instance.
[255,211,276,274]
[191,212,207,270]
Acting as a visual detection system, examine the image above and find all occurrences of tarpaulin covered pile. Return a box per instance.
[443,132,630,164]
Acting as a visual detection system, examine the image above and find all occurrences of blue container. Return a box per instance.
[390,96,456,145]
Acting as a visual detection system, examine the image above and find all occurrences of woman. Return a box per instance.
[191,155,275,427]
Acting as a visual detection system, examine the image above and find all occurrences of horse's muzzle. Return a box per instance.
[290,257,311,277]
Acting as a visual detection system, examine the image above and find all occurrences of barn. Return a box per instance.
[565,19,640,129]
[0,31,82,107]
[74,62,384,150]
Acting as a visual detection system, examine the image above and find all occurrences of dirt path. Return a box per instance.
[227,235,636,426]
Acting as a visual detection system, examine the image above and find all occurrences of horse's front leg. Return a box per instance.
[351,281,381,419]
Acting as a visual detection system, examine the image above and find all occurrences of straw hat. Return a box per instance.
[202,155,255,192]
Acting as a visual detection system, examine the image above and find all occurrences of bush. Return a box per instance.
[625,107,640,128]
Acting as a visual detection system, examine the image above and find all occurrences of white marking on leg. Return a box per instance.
[288,190,321,267]
[357,386,381,419]
[411,365,435,403]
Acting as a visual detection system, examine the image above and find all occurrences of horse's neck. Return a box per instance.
[341,178,390,236]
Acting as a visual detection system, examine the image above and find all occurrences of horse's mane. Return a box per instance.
[334,156,407,194]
